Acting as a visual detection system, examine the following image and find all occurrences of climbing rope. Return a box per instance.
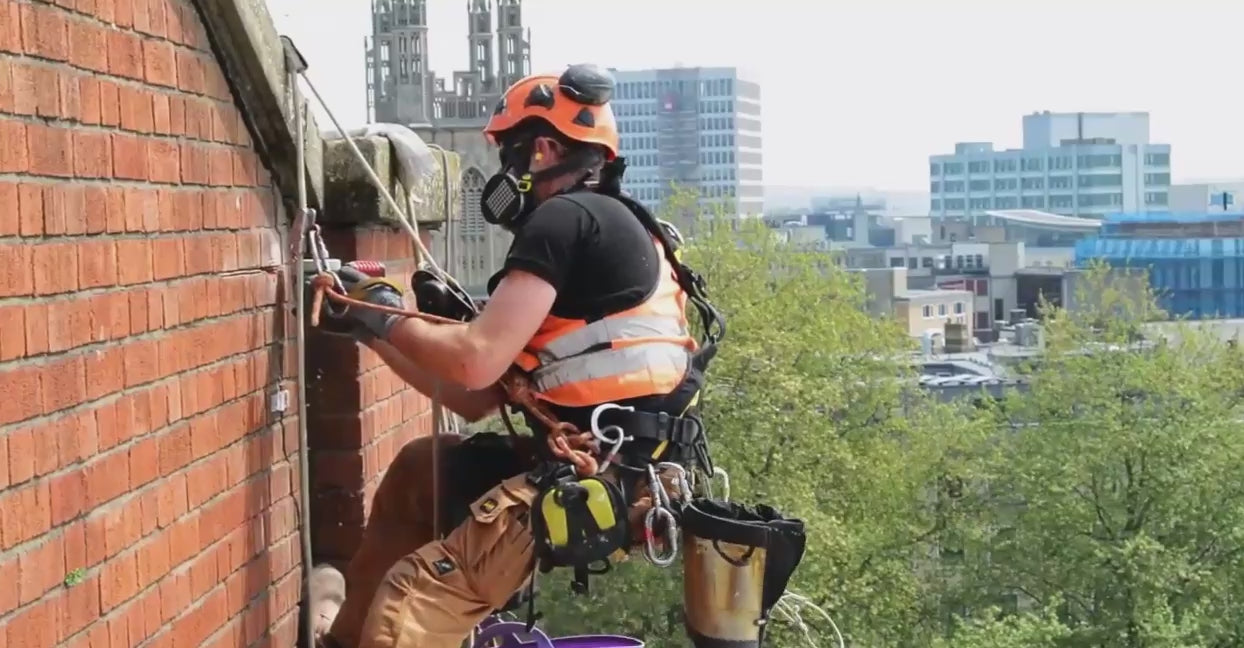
[772,591,846,648]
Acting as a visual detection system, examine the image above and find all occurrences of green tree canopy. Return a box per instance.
[946,266,1244,648]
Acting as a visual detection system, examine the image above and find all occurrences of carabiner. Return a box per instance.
[590,403,634,473]
[593,426,627,474]
[711,466,731,502]
[643,506,679,567]
[654,462,692,506]
[305,221,350,317]
[645,464,671,511]
[590,403,635,435]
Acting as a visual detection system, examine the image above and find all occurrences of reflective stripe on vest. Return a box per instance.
[515,237,697,407]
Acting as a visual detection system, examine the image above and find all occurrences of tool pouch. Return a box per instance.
[681,498,806,648]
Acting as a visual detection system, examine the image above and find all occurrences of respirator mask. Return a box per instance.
[480,140,610,231]
[479,137,540,231]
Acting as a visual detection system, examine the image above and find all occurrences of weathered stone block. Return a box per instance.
[419,147,462,228]
[321,136,459,227]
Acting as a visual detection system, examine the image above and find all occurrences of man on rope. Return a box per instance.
[314,64,726,648]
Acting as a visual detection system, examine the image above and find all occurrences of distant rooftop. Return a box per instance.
[984,209,1105,231]
[1142,318,1244,344]
[919,374,1026,388]
[1103,211,1244,224]
[905,287,973,300]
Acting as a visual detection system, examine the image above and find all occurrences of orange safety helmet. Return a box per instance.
[483,64,619,159]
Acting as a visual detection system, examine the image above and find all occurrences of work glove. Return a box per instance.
[317,266,408,342]
[311,268,371,342]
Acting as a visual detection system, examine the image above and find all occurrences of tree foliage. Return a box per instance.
[948,266,1244,647]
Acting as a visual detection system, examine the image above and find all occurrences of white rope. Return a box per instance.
[771,590,846,648]
[295,73,474,302]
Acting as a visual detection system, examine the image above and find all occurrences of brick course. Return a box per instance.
[306,227,434,568]
[0,0,319,645]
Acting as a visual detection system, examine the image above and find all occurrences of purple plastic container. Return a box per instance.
[473,621,644,648]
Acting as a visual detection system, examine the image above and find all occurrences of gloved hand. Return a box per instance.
[311,268,372,342]
[317,266,408,341]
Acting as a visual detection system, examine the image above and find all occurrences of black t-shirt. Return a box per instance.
[487,191,702,428]
[488,191,658,321]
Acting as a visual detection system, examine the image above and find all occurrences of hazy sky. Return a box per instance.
[267,0,1241,191]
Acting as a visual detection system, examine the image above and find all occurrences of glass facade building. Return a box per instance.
[1075,212,1244,319]
[930,112,1172,220]
[609,67,763,217]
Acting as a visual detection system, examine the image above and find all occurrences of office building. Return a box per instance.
[364,0,533,291]
[1169,181,1244,213]
[843,209,1111,334]
[857,267,974,344]
[1075,212,1244,319]
[929,112,1172,220]
[609,67,763,217]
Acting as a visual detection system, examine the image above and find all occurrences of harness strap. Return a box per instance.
[596,407,715,475]
[596,408,706,448]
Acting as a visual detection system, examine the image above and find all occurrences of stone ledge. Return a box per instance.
[189,0,324,206]
[321,136,459,228]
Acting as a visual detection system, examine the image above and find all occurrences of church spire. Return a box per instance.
[467,0,495,92]
[495,0,530,89]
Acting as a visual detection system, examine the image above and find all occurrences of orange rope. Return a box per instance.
[308,273,601,476]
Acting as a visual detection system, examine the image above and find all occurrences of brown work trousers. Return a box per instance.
[325,433,537,648]
[324,434,671,648]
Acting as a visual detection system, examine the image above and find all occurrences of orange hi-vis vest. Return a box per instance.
[514,237,698,408]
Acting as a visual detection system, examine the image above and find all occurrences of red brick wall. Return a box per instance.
[307,227,434,569]
[0,1,304,646]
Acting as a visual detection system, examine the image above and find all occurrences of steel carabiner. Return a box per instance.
[590,403,634,474]
[643,505,678,567]
[654,462,692,506]
[710,466,731,502]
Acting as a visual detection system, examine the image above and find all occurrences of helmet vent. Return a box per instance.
[572,108,595,128]
[524,84,556,109]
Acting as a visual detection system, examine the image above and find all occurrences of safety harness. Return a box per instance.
[538,157,725,467]
[513,157,731,620]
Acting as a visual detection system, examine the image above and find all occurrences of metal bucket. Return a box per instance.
[472,621,644,648]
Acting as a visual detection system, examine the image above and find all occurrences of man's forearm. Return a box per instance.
[385,317,492,388]
[364,339,503,422]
